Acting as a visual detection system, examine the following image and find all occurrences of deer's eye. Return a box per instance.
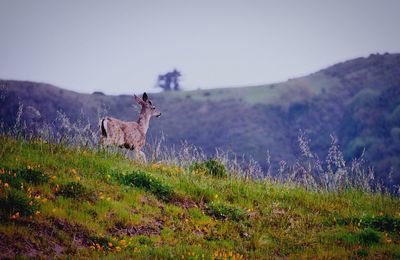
[151,106,156,110]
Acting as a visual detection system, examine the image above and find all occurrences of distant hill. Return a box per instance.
[1,53,400,184]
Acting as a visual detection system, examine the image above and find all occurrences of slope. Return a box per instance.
[0,136,399,258]
[1,53,400,185]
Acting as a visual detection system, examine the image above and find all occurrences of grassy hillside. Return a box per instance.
[1,53,400,185]
[163,71,340,105]
[1,135,399,258]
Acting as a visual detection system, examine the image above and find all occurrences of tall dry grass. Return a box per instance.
[1,103,398,195]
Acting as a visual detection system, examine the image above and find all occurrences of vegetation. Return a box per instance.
[190,159,228,178]
[1,53,400,186]
[115,170,175,202]
[0,135,399,258]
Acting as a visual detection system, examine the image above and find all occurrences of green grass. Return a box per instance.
[161,72,339,106]
[0,135,399,259]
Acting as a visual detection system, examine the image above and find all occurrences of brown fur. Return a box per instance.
[99,93,161,162]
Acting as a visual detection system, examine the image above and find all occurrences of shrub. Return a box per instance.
[190,159,227,178]
[0,166,49,188]
[206,201,246,221]
[356,248,369,257]
[87,235,113,249]
[117,170,174,202]
[17,167,50,184]
[390,127,400,141]
[357,228,381,246]
[0,188,38,220]
[337,215,400,233]
[338,228,381,246]
[361,215,400,233]
[55,182,91,201]
[138,235,153,245]
[350,88,381,111]
[388,104,400,125]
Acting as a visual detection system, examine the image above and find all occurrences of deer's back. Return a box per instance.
[105,117,145,150]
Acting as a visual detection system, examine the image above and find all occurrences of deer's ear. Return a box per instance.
[134,94,144,105]
[142,92,148,102]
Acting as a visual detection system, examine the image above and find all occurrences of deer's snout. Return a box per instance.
[156,112,162,118]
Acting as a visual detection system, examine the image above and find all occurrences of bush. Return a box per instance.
[87,235,113,249]
[390,127,400,141]
[55,182,91,201]
[357,228,381,246]
[17,167,50,184]
[0,188,38,220]
[190,159,227,178]
[350,88,381,111]
[337,215,400,233]
[0,166,49,188]
[117,170,174,202]
[388,105,400,125]
[206,201,246,221]
[361,215,400,233]
[338,228,381,246]
[138,235,153,245]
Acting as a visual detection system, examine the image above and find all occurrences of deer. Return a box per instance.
[99,92,161,163]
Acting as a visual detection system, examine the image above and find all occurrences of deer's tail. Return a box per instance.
[100,118,107,137]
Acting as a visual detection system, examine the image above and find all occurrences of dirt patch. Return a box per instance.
[0,217,92,258]
[171,196,199,209]
[0,231,39,259]
[139,194,201,211]
[139,195,164,210]
[108,220,163,237]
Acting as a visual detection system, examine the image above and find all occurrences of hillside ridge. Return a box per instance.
[1,52,400,185]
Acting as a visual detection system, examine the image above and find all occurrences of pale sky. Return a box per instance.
[0,0,399,95]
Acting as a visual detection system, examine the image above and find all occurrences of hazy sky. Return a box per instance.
[1,0,399,95]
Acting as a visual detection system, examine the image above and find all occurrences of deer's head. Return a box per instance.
[134,92,162,118]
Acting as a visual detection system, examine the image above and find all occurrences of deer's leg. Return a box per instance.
[139,151,147,164]
[134,150,147,164]
[99,136,107,146]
